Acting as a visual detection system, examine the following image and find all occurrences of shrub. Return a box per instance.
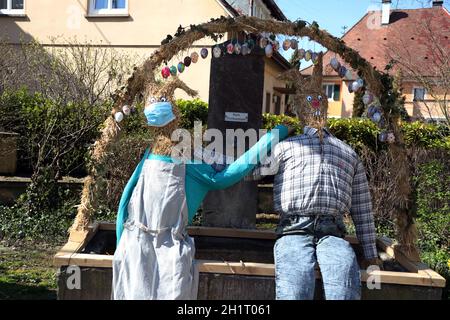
[327,118,382,152]
[262,113,302,134]
[262,114,450,151]
[176,98,209,129]
[402,122,450,150]
[0,89,108,176]
[413,160,450,298]
[98,132,152,216]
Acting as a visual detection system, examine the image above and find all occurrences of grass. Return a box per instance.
[0,241,59,300]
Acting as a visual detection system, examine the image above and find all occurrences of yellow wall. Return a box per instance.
[1,0,228,46]
[402,82,448,119]
[322,78,447,120]
[322,78,345,118]
[0,0,289,111]
[263,57,287,114]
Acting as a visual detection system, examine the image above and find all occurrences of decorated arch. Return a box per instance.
[69,16,418,258]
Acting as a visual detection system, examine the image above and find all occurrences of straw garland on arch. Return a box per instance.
[69,15,418,259]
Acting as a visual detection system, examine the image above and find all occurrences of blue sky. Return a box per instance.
[274,0,449,63]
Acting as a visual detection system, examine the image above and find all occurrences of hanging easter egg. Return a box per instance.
[290,39,298,50]
[312,53,319,65]
[242,43,250,56]
[345,69,353,80]
[114,111,124,123]
[272,40,280,52]
[351,80,361,92]
[283,39,291,51]
[259,37,268,48]
[357,78,364,88]
[367,105,378,118]
[184,56,192,67]
[227,43,234,54]
[387,132,396,144]
[234,43,242,55]
[363,93,374,105]
[177,62,185,73]
[201,48,209,59]
[305,50,312,61]
[379,131,388,143]
[371,112,382,123]
[265,44,273,58]
[330,57,340,71]
[122,105,131,116]
[161,66,171,79]
[190,52,199,63]
[348,82,354,93]
[170,66,177,76]
[339,66,347,78]
[298,49,306,60]
[213,46,222,58]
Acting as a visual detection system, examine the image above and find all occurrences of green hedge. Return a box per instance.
[0,89,108,176]
[262,113,450,151]
[413,160,450,298]
[177,98,209,129]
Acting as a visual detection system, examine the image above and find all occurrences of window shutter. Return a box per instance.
[333,85,341,101]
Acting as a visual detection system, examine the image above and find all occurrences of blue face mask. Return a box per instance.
[144,101,176,127]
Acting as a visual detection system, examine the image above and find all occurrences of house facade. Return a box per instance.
[0,0,290,114]
[303,0,449,121]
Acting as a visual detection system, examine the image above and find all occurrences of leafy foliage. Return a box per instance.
[0,188,77,242]
[262,114,450,151]
[413,160,450,298]
[0,89,109,177]
[402,122,450,149]
[176,98,209,129]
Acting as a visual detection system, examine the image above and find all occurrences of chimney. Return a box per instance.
[382,0,391,25]
[432,1,443,7]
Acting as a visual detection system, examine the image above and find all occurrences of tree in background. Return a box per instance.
[387,13,449,126]
[0,39,135,216]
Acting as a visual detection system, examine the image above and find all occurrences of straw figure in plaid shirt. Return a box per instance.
[248,52,383,300]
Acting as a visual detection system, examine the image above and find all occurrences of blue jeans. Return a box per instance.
[274,234,361,300]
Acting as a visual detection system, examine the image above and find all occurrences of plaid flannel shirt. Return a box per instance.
[251,126,377,260]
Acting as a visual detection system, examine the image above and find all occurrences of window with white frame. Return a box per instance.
[0,0,25,15]
[322,84,341,102]
[413,87,426,101]
[88,0,128,16]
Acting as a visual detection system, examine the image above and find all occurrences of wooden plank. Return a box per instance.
[99,222,116,231]
[54,253,114,268]
[198,260,275,277]
[54,222,99,266]
[57,223,445,288]
[187,226,276,240]
[361,270,446,288]
[104,223,275,239]
[55,252,445,288]
[377,237,419,272]
[376,237,446,286]
[67,222,99,244]
[99,223,361,244]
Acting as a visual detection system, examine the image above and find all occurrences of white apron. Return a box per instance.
[112,159,198,300]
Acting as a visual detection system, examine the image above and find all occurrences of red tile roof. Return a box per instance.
[302,6,450,79]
